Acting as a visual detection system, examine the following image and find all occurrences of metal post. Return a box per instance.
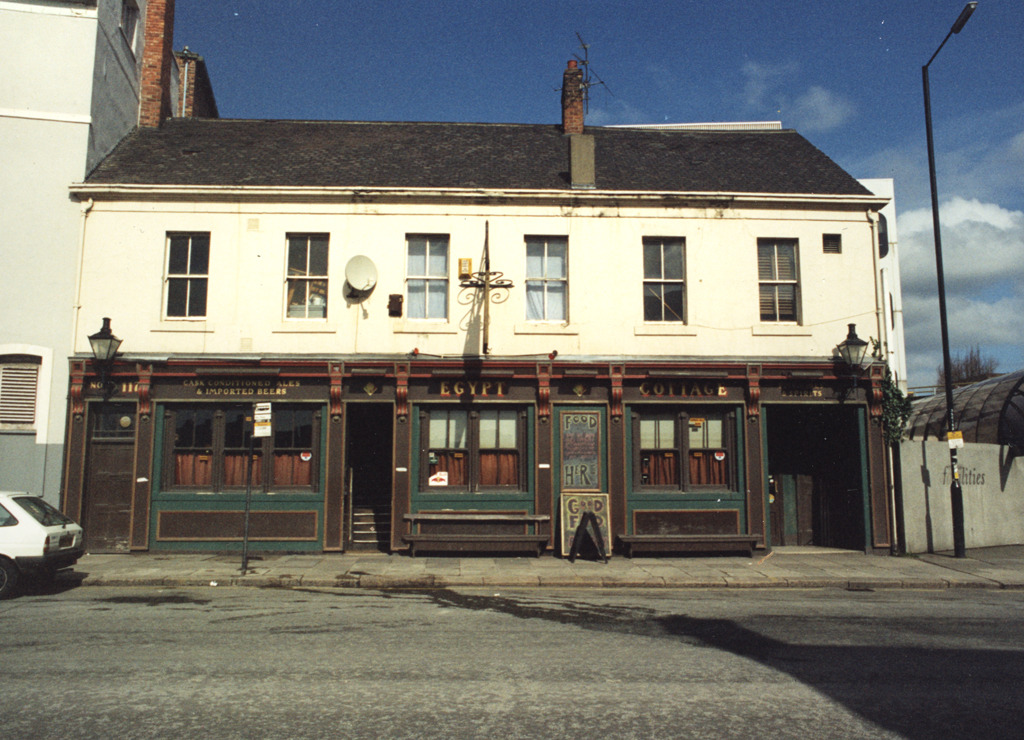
[482,221,492,355]
[922,2,976,558]
[240,415,255,574]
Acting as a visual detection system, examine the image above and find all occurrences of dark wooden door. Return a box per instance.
[82,405,136,553]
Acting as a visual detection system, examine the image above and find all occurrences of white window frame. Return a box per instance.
[285,234,329,320]
[164,233,210,320]
[643,237,686,323]
[526,236,568,322]
[757,238,800,323]
[406,235,450,320]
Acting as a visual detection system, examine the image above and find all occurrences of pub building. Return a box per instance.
[61,62,896,556]
[63,356,889,556]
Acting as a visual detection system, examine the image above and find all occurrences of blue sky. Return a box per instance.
[174,0,1024,389]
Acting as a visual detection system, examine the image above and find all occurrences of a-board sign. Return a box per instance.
[559,410,601,492]
[560,493,610,557]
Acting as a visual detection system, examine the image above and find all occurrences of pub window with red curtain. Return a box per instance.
[634,408,734,491]
[421,407,524,492]
[165,404,319,492]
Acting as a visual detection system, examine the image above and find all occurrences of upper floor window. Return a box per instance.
[407,235,449,320]
[120,1,140,55]
[757,239,799,323]
[286,234,329,319]
[643,237,685,322]
[0,356,40,431]
[165,233,210,319]
[526,236,567,321]
[634,408,734,491]
[421,407,524,492]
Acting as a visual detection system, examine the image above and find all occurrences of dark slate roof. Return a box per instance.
[85,118,873,196]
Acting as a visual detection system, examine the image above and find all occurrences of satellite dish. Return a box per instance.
[345,255,378,292]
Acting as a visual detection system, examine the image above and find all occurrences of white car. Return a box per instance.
[0,492,84,599]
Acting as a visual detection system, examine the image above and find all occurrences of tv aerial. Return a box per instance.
[572,33,613,114]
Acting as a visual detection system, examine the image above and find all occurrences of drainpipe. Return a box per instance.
[867,210,886,361]
[181,58,190,116]
[180,47,192,117]
[72,198,94,352]
[868,209,900,554]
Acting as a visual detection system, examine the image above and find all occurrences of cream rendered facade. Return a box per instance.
[65,177,896,555]
[0,0,155,501]
[70,192,884,362]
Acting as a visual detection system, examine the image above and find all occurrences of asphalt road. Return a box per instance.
[2,586,1022,740]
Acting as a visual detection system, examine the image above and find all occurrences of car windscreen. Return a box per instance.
[13,497,75,527]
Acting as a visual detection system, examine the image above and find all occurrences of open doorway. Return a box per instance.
[344,403,393,551]
[766,405,867,550]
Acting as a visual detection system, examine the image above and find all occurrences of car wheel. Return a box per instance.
[0,558,19,600]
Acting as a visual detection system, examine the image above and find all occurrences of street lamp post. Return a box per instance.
[923,2,976,559]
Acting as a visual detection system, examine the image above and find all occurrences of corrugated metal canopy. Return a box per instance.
[905,370,1024,452]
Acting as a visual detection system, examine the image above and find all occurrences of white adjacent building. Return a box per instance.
[0,0,211,505]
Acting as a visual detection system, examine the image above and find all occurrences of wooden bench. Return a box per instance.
[618,534,761,558]
[403,513,551,557]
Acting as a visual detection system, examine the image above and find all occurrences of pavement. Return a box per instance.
[52,544,1024,591]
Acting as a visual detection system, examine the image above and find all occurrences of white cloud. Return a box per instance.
[741,61,797,110]
[897,198,1024,293]
[896,197,1024,387]
[791,86,856,133]
[739,62,854,132]
[902,291,1024,389]
[900,197,1020,233]
[851,104,1024,213]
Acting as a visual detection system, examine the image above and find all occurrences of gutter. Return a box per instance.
[68,183,890,209]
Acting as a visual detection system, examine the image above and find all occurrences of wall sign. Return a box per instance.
[183,378,302,397]
[559,410,601,492]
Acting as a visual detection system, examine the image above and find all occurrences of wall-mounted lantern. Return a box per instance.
[88,317,122,398]
[837,323,870,372]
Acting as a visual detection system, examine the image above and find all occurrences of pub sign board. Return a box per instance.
[559,410,602,492]
[560,493,611,557]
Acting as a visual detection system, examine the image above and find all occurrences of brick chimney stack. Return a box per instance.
[561,60,584,135]
[139,0,176,127]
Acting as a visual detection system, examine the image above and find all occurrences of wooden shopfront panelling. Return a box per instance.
[621,378,751,540]
[147,373,332,551]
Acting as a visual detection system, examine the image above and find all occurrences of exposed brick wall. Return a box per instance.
[173,53,193,117]
[561,61,584,135]
[174,52,219,119]
[139,0,176,127]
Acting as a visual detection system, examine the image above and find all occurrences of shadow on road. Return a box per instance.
[384,589,1024,740]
